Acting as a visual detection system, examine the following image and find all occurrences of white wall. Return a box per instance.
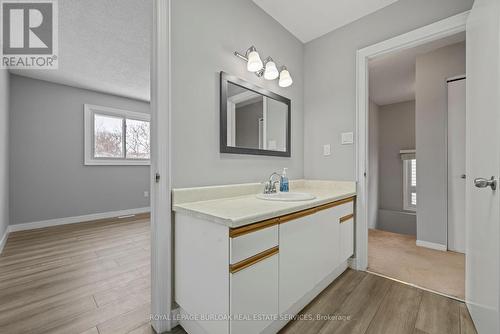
[368,100,379,229]
[0,71,9,239]
[415,42,465,245]
[171,0,304,188]
[303,0,473,180]
[9,75,151,225]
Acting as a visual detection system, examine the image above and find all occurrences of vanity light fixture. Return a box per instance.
[234,46,293,87]
[245,46,263,72]
[279,66,293,88]
[263,57,279,80]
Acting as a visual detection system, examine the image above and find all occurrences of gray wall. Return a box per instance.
[235,101,263,148]
[368,100,379,229]
[377,100,416,235]
[303,0,473,180]
[415,42,465,245]
[172,0,304,187]
[9,75,150,225]
[0,71,9,237]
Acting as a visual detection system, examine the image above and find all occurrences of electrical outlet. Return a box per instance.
[144,191,149,198]
[323,144,331,156]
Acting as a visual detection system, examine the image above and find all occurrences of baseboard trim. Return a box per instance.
[0,228,8,254]
[416,240,447,251]
[8,207,151,233]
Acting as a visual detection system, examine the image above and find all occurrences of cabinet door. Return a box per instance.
[340,216,354,262]
[279,214,319,314]
[313,208,341,280]
[230,253,278,334]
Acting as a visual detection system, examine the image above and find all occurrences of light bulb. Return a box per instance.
[247,50,263,72]
[279,67,293,87]
[264,60,279,80]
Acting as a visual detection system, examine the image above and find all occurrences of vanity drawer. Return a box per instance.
[230,221,279,264]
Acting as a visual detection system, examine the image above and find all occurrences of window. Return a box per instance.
[84,104,150,165]
[403,158,417,211]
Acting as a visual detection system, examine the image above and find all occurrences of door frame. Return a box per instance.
[150,0,174,332]
[354,11,469,271]
[446,74,466,253]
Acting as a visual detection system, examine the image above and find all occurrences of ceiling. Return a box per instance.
[369,32,466,106]
[253,0,400,43]
[10,0,152,102]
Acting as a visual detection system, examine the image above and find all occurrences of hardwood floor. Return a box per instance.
[280,270,477,334]
[0,214,153,334]
[368,228,465,299]
[0,217,475,334]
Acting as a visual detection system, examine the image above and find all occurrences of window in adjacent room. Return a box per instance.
[403,158,417,211]
[84,104,150,165]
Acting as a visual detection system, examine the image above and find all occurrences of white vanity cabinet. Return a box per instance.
[340,214,354,261]
[229,223,280,334]
[174,196,355,334]
[230,251,279,334]
[279,199,353,315]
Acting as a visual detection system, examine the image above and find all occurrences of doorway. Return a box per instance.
[355,12,469,300]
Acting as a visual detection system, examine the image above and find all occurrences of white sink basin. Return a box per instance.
[256,192,316,202]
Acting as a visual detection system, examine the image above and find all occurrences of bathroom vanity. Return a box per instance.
[172,180,356,334]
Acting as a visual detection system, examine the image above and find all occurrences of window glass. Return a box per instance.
[94,114,124,158]
[126,119,150,159]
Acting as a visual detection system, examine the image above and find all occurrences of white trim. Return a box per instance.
[7,207,150,233]
[84,104,151,166]
[400,149,416,154]
[355,11,469,271]
[150,0,173,332]
[0,228,9,254]
[416,240,448,251]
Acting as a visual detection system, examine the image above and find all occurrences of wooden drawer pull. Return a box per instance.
[316,196,355,212]
[278,207,318,224]
[340,213,354,224]
[230,218,279,238]
[230,246,279,274]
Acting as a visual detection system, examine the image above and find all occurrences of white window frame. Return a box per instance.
[84,104,151,166]
[403,159,417,212]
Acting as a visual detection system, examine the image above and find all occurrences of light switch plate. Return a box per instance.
[323,144,331,156]
[341,132,354,145]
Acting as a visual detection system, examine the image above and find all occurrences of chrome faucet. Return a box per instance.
[263,172,281,194]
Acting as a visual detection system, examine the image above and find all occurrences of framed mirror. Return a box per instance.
[220,72,291,157]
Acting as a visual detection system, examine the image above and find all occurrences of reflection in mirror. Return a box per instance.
[226,82,288,153]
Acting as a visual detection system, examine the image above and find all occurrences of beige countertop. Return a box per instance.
[172,180,356,228]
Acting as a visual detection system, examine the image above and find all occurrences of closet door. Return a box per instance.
[447,77,466,253]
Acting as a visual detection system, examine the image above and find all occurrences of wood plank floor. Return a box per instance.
[0,217,476,334]
[0,214,156,334]
[368,228,465,299]
[279,270,477,334]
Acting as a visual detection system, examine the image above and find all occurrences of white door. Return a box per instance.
[447,78,466,253]
[466,0,500,332]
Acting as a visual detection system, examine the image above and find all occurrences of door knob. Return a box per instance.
[461,174,466,179]
[474,176,497,190]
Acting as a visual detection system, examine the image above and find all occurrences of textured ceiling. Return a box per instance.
[253,0,400,43]
[369,32,466,106]
[10,0,152,101]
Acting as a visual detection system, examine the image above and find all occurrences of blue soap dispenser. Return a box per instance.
[280,168,289,192]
